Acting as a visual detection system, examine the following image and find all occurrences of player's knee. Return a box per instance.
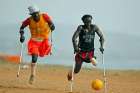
[32,54,38,63]
[74,67,81,74]
[74,70,80,74]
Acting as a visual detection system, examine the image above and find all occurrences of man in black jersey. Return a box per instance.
[67,14,105,81]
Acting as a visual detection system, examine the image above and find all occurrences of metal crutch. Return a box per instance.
[17,43,24,77]
[70,61,75,92]
[102,52,107,93]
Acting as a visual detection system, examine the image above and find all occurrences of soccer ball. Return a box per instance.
[91,79,103,90]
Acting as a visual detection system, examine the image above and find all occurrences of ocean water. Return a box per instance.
[0,23,140,70]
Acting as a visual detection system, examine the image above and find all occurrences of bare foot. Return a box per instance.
[67,71,72,81]
[29,75,35,84]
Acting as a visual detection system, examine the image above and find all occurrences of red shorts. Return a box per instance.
[28,39,51,57]
[75,51,94,63]
[74,51,94,73]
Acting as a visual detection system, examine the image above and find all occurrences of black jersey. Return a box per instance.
[72,24,102,52]
[78,25,96,51]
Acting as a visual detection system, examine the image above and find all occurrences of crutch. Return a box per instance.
[102,52,107,93]
[70,61,75,92]
[17,43,24,77]
[50,31,53,55]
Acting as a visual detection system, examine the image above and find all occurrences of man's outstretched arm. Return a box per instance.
[72,25,82,53]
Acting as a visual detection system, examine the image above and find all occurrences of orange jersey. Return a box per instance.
[22,13,52,40]
[29,14,51,39]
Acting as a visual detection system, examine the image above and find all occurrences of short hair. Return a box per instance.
[81,14,92,21]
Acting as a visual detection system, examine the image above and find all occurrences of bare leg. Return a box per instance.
[29,63,36,84]
[29,54,38,84]
[31,63,36,76]
[67,59,83,81]
[67,54,83,92]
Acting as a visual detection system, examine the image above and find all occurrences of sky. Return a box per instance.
[0,0,140,69]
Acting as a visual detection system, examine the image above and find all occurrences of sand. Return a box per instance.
[0,61,140,93]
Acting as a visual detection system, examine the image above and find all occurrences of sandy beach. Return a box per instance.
[0,61,140,93]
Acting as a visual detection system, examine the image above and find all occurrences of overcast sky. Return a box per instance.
[0,0,140,34]
[0,0,140,69]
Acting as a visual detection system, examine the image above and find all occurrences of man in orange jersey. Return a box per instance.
[19,6,55,84]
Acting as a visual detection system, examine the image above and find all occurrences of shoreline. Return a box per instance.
[1,60,140,71]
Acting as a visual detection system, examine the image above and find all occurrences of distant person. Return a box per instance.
[67,14,105,81]
[19,5,55,84]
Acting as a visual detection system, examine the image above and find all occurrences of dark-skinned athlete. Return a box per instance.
[19,6,55,84]
[67,14,105,81]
